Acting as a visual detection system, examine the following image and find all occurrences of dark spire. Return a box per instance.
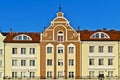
[59,4,62,12]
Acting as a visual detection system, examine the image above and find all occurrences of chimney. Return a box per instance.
[103,28,106,31]
[44,26,46,31]
[78,26,80,32]
[10,28,12,34]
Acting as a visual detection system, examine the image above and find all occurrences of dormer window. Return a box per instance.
[90,32,110,39]
[13,34,32,40]
[58,31,64,41]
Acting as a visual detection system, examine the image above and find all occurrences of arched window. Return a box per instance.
[57,31,64,41]
[90,32,110,39]
[13,34,32,40]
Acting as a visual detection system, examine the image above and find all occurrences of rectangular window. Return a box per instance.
[21,48,26,54]
[89,71,94,77]
[30,48,35,54]
[47,71,52,78]
[58,59,63,66]
[12,48,17,54]
[58,71,63,78]
[69,72,74,78]
[108,71,113,77]
[58,36,63,41]
[89,46,94,53]
[99,59,104,65]
[0,49,2,55]
[108,46,113,53]
[69,59,74,66]
[69,47,74,53]
[89,59,94,65]
[98,46,104,53]
[12,60,17,66]
[12,72,17,78]
[0,60,2,67]
[21,60,26,66]
[108,59,113,65]
[47,47,52,53]
[47,59,52,66]
[58,47,63,54]
[21,72,26,78]
[30,60,35,66]
[0,72,2,78]
[30,72,35,78]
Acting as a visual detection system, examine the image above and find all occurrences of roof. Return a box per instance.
[80,29,120,41]
[4,32,40,43]
[1,32,9,36]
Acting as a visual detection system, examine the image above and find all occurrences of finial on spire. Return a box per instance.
[59,4,62,12]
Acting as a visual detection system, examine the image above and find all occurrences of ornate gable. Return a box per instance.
[41,11,80,42]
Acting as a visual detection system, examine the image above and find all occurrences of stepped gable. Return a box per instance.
[4,32,40,43]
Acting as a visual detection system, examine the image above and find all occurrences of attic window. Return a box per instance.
[90,32,110,39]
[13,34,32,40]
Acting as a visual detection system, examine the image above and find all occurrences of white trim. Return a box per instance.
[13,34,32,40]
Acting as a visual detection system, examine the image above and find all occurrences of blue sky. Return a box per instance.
[0,0,120,32]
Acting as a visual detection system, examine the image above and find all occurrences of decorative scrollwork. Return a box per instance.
[43,33,48,37]
[73,33,78,37]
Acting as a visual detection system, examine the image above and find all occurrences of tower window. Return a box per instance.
[57,31,64,41]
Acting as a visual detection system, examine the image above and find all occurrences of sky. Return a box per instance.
[0,0,120,32]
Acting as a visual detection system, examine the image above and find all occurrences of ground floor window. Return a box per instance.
[108,71,113,77]
[58,71,63,78]
[47,71,52,78]
[30,72,35,78]
[21,72,26,78]
[89,71,94,77]
[69,72,74,78]
[12,72,17,78]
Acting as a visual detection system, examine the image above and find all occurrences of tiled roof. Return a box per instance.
[1,32,9,36]
[4,32,40,43]
[80,30,120,41]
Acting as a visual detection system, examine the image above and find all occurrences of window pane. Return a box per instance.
[99,46,104,53]
[30,48,35,54]
[30,60,35,66]
[58,59,63,66]
[69,72,74,78]
[47,71,52,78]
[21,60,26,66]
[30,72,35,78]
[47,47,52,53]
[69,59,74,66]
[89,59,94,65]
[0,49,2,55]
[108,46,113,53]
[89,46,94,53]
[21,48,26,54]
[58,47,63,54]
[69,47,74,53]
[12,48,17,54]
[47,59,52,66]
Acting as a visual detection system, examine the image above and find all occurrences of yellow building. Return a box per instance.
[4,32,40,79]
[81,30,119,78]
[0,33,7,80]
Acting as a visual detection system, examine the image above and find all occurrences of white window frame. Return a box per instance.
[58,71,63,78]
[21,60,26,66]
[108,59,113,65]
[47,71,52,78]
[14,34,32,40]
[21,48,26,54]
[89,71,94,77]
[47,59,52,66]
[98,46,104,53]
[69,59,74,66]
[12,72,17,78]
[58,47,63,54]
[99,59,104,65]
[12,59,17,66]
[12,48,17,54]
[89,59,94,65]
[47,47,52,53]
[108,46,113,53]
[30,60,35,66]
[57,31,64,42]
[58,59,63,66]
[108,71,113,77]
[89,46,94,53]
[21,72,26,78]
[30,72,35,78]
[30,48,35,54]
[69,72,74,78]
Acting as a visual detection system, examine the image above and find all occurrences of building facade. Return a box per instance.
[0,33,7,80]
[4,32,40,79]
[40,11,80,79]
[81,30,119,78]
[1,10,120,80]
